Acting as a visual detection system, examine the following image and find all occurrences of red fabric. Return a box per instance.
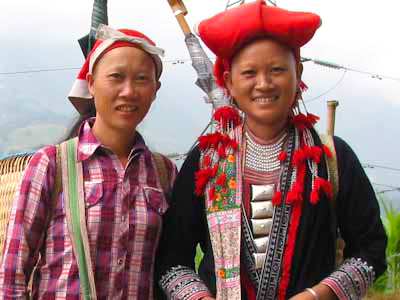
[278,150,307,300]
[198,0,321,87]
[241,267,257,300]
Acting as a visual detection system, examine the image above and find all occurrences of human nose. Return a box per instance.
[120,80,138,98]
[255,73,274,91]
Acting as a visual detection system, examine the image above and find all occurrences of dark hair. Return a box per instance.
[62,103,96,141]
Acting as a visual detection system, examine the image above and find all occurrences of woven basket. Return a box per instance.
[0,154,32,255]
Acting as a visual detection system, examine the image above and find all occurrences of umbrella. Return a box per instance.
[78,0,109,58]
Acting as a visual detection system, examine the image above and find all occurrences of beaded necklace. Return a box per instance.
[244,130,288,172]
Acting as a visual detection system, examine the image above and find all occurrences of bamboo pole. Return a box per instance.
[326,100,339,136]
[166,0,192,36]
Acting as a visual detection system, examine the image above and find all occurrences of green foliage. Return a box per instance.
[195,244,204,273]
[373,199,400,293]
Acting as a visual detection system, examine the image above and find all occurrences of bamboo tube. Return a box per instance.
[327,100,339,136]
[166,0,192,36]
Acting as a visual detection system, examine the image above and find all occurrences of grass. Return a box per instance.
[372,200,400,293]
[364,290,400,299]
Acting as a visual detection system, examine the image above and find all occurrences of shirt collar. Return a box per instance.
[76,118,147,162]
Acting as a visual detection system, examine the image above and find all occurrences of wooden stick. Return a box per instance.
[166,0,192,36]
[326,100,339,136]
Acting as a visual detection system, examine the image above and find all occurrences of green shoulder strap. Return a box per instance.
[60,138,97,300]
[319,134,339,208]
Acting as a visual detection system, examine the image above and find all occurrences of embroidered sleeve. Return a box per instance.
[321,257,375,300]
[159,265,212,300]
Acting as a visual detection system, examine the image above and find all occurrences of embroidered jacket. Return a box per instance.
[155,126,387,300]
[0,119,177,299]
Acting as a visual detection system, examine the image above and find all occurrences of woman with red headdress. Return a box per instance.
[0,24,176,299]
[156,1,386,299]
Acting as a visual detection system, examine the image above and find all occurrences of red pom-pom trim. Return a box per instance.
[278,150,287,162]
[290,113,320,130]
[292,149,306,166]
[322,144,332,158]
[213,106,241,131]
[203,155,211,167]
[313,177,333,202]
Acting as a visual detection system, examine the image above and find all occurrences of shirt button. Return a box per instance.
[121,215,126,222]
[118,258,124,265]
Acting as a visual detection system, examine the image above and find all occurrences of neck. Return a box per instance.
[92,122,136,165]
[245,118,289,142]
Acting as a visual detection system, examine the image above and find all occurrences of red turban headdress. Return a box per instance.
[195,0,321,87]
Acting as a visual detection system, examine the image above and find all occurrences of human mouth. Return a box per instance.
[116,105,138,112]
[253,96,278,104]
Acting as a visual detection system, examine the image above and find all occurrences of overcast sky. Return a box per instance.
[1,0,399,205]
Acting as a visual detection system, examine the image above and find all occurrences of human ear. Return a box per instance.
[296,62,303,81]
[223,71,233,94]
[86,73,95,97]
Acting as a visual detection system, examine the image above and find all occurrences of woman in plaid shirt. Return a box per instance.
[0,24,176,299]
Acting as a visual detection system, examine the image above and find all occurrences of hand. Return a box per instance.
[289,283,338,300]
[289,290,315,300]
[200,297,216,300]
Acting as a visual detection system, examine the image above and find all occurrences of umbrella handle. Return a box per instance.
[166,0,192,36]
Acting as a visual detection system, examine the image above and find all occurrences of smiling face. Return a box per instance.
[87,46,160,138]
[224,38,302,137]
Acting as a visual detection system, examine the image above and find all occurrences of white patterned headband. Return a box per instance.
[89,24,165,74]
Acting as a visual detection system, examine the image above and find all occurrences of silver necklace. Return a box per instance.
[245,131,287,172]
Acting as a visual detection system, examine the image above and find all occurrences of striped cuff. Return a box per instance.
[159,265,212,300]
[321,258,375,299]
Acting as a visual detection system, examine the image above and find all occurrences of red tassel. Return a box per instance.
[278,150,287,162]
[198,132,223,150]
[292,149,306,166]
[321,180,333,200]
[211,165,218,177]
[303,145,313,159]
[322,144,332,158]
[290,113,320,130]
[306,113,320,126]
[209,186,216,201]
[310,190,320,205]
[299,80,308,92]
[216,173,227,186]
[272,191,282,206]
[311,146,322,163]
[290,113,308,131]
[203,155,211,167]
[312,177,333,201]
[218,144,226,158]
[213,106,241,131]
[195,169,210,196]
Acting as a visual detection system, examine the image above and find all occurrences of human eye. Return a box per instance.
[241,69,256,77]
[136,74,152,83]
[271,66,287,74]
[109,72,123,80]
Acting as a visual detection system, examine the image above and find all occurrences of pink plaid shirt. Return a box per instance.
[0,119,177,299]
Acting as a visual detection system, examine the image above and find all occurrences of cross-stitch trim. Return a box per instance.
[159,265,211,300]
[321,257,375,299]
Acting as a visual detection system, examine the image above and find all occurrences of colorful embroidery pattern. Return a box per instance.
[207,151,240,213]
